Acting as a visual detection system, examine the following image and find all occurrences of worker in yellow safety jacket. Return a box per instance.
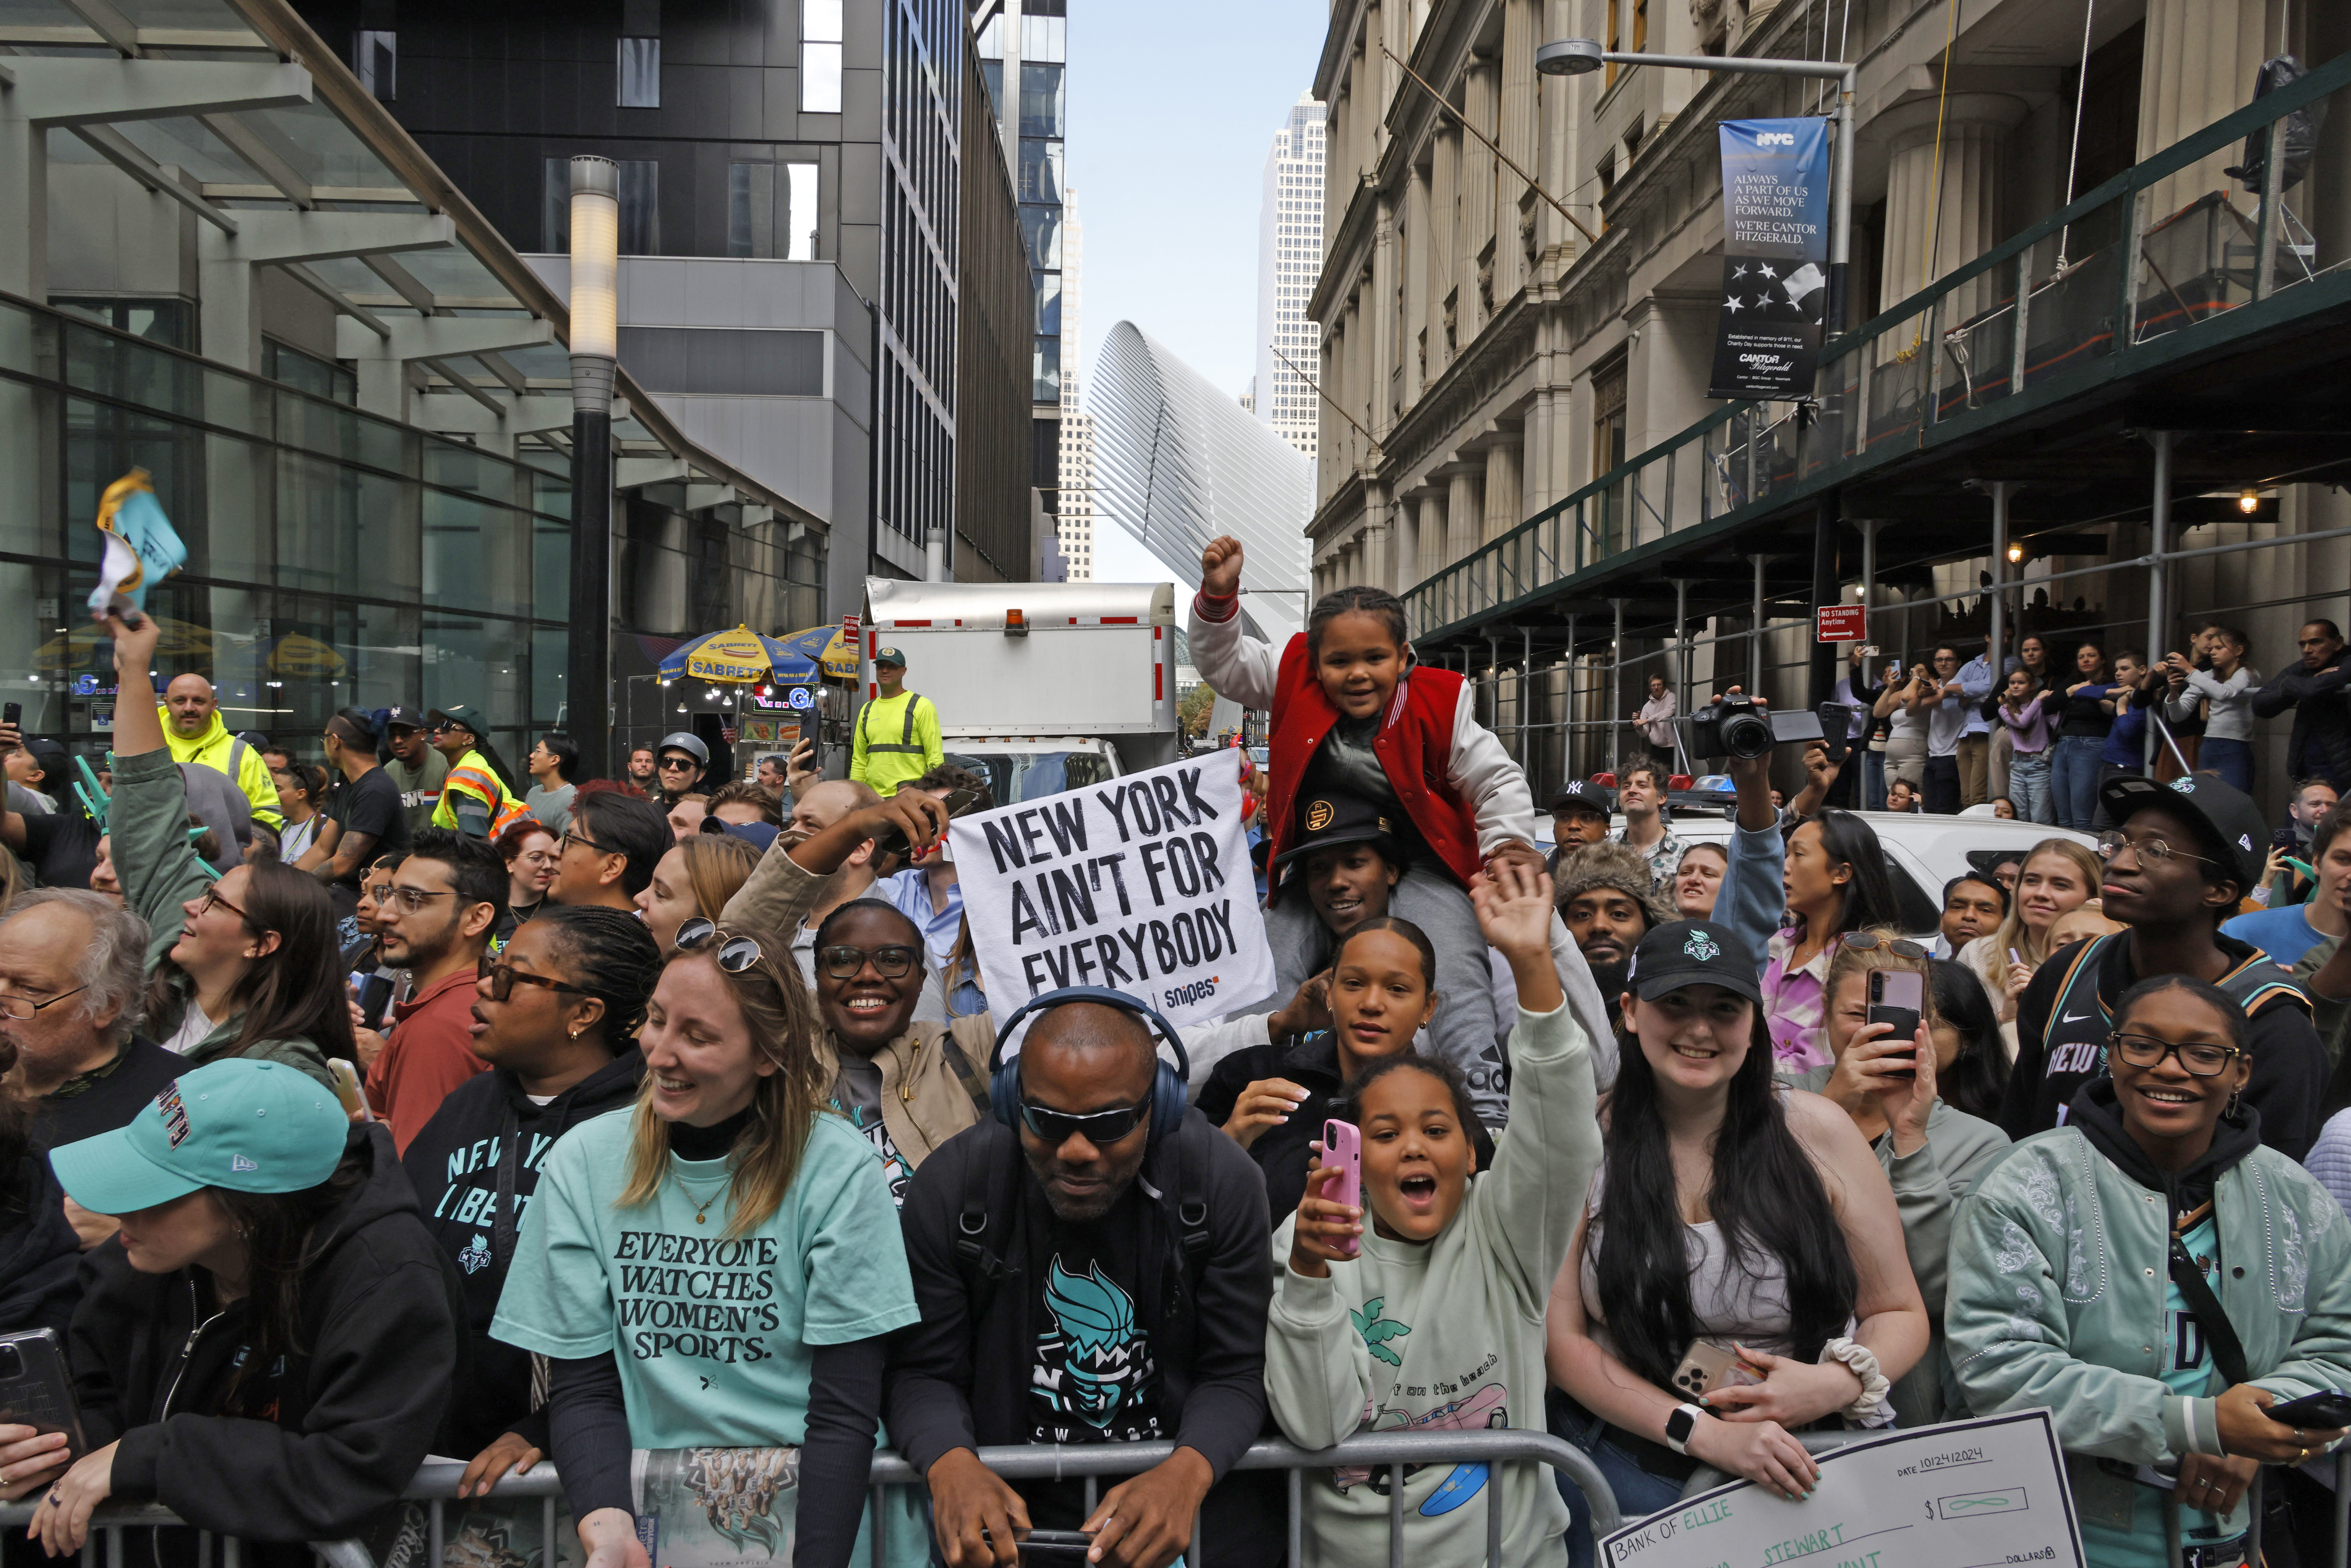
[425,703,529,840]
[850,646,944,797]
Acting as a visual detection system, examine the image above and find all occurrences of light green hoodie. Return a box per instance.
[1266,1000,1600,1568]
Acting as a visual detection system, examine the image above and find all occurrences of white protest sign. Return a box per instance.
[949,754,1273,1029]
[1601,1411,2084,1568]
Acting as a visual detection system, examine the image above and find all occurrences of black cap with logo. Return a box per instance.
[1626,919,1764,1007]
[1545,779,1616,818]
[2097,771,2269,893]
[1275,791,1400,867]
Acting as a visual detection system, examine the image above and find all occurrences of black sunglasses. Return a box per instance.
[1019,1098,1151,1147]
[478,956,589,1002]
[817,943,921,980]
[676,917,763,968]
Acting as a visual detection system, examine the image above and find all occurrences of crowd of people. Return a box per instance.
[0,557,2345,1568]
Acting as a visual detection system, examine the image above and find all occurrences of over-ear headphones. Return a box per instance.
[988,986,1194,1147]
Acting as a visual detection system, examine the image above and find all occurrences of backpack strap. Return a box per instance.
[951,1119,1023,1329]
[2167,1230,2251,1389]
[938,1027,993,1114]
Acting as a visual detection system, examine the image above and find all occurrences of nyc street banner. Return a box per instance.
[1708,117,1832,399]
[950,754,1274,1031]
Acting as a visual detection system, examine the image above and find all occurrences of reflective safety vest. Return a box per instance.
[432,749,529,839]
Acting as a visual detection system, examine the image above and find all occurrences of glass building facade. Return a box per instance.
[976,0,1067,408]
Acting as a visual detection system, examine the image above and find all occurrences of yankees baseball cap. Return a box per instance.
[2098,771,2268,892]
[1625,920,1764,1007]
[48,1059,350,1215]
[1546,780,1615,818]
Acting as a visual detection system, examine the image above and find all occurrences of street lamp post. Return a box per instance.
[1535,39,1856,333]
[566,155,620,781]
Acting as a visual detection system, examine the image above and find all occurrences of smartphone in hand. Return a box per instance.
[1322,1118,1362,1256]
[1866,970,1924,1080]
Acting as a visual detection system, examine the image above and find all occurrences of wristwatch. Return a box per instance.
[1665,1403,1705,1456]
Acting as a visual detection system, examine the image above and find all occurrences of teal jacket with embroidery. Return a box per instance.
[1946,1126,2351,1535]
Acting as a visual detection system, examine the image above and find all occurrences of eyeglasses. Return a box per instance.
[675,918,763,969]
[2108,1032,2244,1077]
[561,829,611,857]
[0,984,89,1021]
[1018,1098,1151,1147]
[2095,831,2220,869]
[382,886,458,914]
[658,756,698,770]
[816,943,921,980]
[196,886,250,924]
[1839,932,1928,961]
[362,881,396,905]
[477,955,589,1002]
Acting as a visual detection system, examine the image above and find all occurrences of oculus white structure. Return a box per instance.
[1092,321,1312,643]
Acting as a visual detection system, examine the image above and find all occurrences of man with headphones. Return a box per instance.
[886,988,1281,1568]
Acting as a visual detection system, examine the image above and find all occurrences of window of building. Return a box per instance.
[1592,355,1628,555]
[543,158,661,255]
[355,30,396,99]
[1020,62,1064,138]
[802,0,843,114]
[727,162,818,259]
[1019,138,1064,205]
[49,296,193,348]
[785,162,818,259]
[618,36,661,108]
[263,338,357,404]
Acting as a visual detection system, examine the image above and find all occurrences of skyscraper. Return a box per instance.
[1056,187,1094,580]
[973,0,1069,564]
[1254,93,1326,467]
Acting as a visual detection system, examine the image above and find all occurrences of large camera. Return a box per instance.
[1675,695,1849,763]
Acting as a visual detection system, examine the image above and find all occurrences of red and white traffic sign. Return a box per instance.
[1815,605,1866,642]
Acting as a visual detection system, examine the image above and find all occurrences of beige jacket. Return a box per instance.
[723,834,994,1172]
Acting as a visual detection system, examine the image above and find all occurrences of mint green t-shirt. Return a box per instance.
[491,1108,925,1561]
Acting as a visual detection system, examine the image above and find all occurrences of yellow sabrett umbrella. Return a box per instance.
[269,632,347,677]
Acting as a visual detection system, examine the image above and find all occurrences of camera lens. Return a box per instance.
[1721,710,1775,759]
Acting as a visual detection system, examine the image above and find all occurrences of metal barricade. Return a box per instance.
[0,1431,1621,1568]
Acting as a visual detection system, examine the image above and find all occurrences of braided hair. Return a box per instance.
[1306,584,1410,656]
[534,905,664,1043]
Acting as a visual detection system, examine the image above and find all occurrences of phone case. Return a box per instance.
[1016,1533,1095,1565]
[0,1329,86,1462]
[1323,1119,1362,1257]
[1867,971,1923,1080]
[2265,1390,2351,1429]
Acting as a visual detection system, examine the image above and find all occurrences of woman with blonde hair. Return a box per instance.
[635,831,764,951]
[1958,838,2102,1023]
[492,917,925,1568]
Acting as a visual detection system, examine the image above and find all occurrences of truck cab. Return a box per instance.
[859,578,1179,798]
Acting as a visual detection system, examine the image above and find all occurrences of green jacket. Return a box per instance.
[113,748,334,1091]
[1947,1126,2351,1537]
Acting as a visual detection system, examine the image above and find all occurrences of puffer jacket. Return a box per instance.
[1947,1097,2351,1541]
[159,705,283,829]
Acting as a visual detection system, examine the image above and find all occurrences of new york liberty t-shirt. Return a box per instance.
[491,1107,924,1561]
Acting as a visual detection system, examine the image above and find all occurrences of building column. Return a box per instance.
[1430,127,1458,373]
[1401,160,1432,406]
[1496,0,1539,304]
[2138,0,2279,223]
[1446,467,1484,565]
[1459,61,1498,340]
[1418,490,1447,582]
[1371,195,1399,438]
[1482,440,1522,543]
[1876,95,2027,327]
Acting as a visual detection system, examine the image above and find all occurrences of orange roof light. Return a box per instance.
[1005,608,1029,638]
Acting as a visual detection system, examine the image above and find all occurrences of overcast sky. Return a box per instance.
[1063,2,1327,585]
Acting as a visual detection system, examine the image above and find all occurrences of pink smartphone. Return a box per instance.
[1322,1119,1362,1256]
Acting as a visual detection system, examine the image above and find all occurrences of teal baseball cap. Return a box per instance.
[48,1058,350,1215]
[873,646,906,668]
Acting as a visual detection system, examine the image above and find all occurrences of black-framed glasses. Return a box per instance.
[561,829,610,857]
[477,955,589,1002]
[0,984,89,1021]
[2109,1032,2243,1077]
[196,886,249,924]
[1839,932,1929,961]
[1018,1098,1151,1147]
[2096,831,2219,868]
[816,943,921,980]
[675,918,763,969]
[383,886,459,914]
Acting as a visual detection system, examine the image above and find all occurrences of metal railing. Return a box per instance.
[0,1431,1622,1568]
[1404,47,2351,644]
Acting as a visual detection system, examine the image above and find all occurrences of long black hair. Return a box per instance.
[210,1153,369,1412]
[1926,958,2010,1122]
[1805,809,1903,938]
[1593,1006,1859,1392]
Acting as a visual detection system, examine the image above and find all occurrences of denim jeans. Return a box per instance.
[2201,736,2255,794]
[2008,750,2053,823]
[2049,735,2105,831]
[1863,748,1888,811]
[1550,1388,1689,1568]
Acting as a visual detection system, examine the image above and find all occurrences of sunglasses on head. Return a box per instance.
[1018,1098,1152,1147]
[1838,932,1928,961]
[675,917,763,969]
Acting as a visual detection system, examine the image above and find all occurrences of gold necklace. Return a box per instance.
[672,1169,732,1226]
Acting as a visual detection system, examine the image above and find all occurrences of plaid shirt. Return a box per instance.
[1609,825,1689,892]
[1762,922,1834,1071]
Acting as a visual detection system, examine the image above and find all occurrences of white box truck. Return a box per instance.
[858,578,1180,803]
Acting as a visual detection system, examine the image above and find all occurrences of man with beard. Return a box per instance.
[888,999,1278,1568]
[1553,839,1675,1006]
[354,829,502,1151]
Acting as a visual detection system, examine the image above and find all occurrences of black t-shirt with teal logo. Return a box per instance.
[1027,1191,1165,1445]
